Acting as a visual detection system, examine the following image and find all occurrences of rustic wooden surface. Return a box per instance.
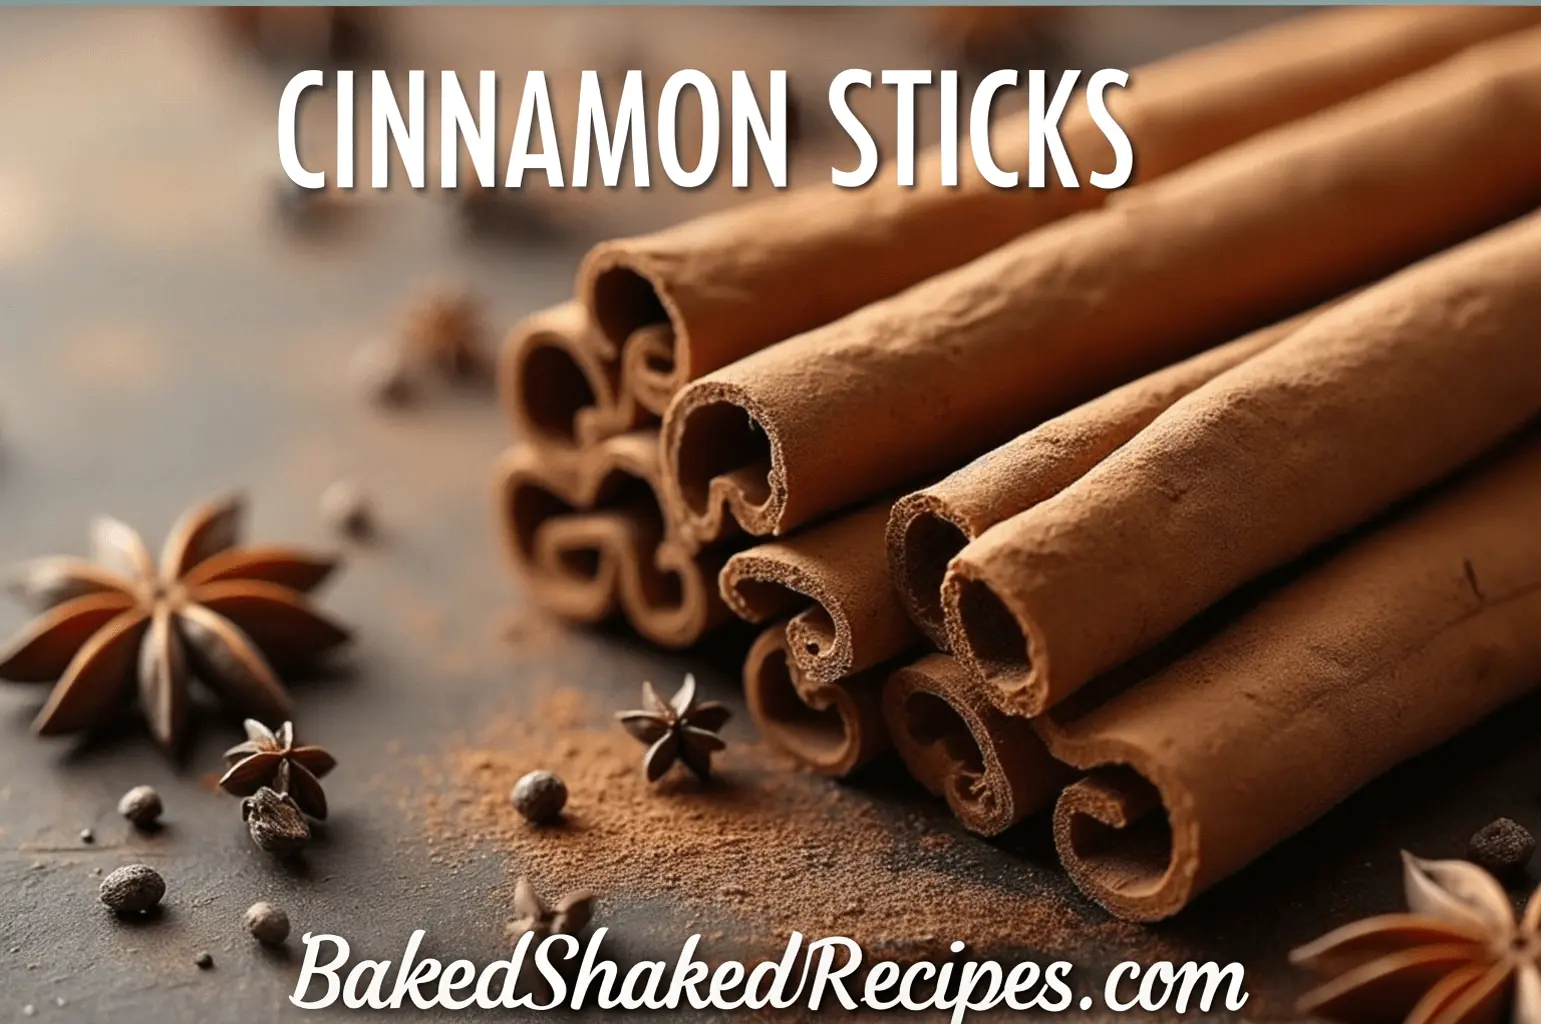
[2,8,1538,1022]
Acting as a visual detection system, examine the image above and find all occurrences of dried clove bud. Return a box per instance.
[511,771,568,825]
[117,786,163,828]
[99,864,165,915]
[245,902,291,946]
[242,787,311,853]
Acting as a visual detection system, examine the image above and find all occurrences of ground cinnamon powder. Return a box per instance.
[417,688,1158,962]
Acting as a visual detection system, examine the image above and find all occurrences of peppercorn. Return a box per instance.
[511,771,567,825]
[245,902,291,946]
[117,786,163,828]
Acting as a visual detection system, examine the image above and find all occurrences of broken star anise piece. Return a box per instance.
[0,494,349,753]
[1291,851,1541,1024]
[505,876,594,943]
[219,719,336,819]
[616,674,730,783]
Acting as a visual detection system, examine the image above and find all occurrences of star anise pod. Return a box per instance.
[505,876,594,943]
[403,289,487,379]
[616,674,730,782]
[1292,852,1541,1024]
[218,719,336,819]
[0,494,349,752]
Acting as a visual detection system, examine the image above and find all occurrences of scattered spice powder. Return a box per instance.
[418,688,1159,961]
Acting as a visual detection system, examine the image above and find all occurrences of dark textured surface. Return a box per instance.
[1,8,1538,1022]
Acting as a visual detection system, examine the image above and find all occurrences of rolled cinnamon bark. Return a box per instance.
[744,624,890,777]
[887,312,1313,647]
[720,501,920,686]
[662,28,1541,548]
[580,8,1541,401]
[495,431,731,647]
[500,301,648,452]
[1043,436,1541,921]
[883,653,1071,836]
[946,206,1541,717]
[617,323,678,418]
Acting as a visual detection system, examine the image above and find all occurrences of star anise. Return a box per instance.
[505,876,594,943]
[616,674,730,782]
[218,719,336,819]
[403,289,487,379]
[1292,852,1541,1024]
[0,495,349,752]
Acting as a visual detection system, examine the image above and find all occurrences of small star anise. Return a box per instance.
[0,494,349,752]
[1292,852,1541,1024]
[403,289,487,379]
[218,719,336,819]
[505,876,594,943]
[616,674,730,782]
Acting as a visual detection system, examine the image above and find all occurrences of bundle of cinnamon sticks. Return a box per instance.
[496,8,1541,921]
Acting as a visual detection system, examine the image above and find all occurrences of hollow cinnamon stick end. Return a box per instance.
[494,447,619,624]
[940,561,1048,718]
[501,301,623,451]
[882,654,1067,836]
[662,379,784,549]
[744,626,888,777]
[628,542,732,650]
[886,492,974,649]
[576,241,671,361]
[1053,767,1195,923]
[621,323,682,417]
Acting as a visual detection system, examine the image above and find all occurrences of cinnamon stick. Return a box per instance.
[495,431,731,647]
[744,624,890,777]
[883,654,1071,836]
[662,28,1541,548]
[887,312,1313,647]
[1043,436,1541,921]
[580,8,1540,404]
[946,206,1541,718]
[720,501,919,686]
[501,301,647,452]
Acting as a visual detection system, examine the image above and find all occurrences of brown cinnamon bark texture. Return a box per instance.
[495,431,731,647]
[1043,437,1541,921]
[946,206,1541,718]
[886,312,1315,647]
[883,654,1071,836]
[500,301,648,452]
[744,624,890,776]
[720,501,920,686]
[579,8,1541,406]
[661,28,1541,548]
